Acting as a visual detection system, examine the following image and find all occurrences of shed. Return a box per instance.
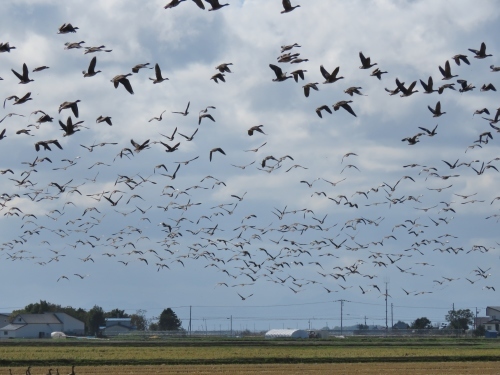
[485,330,498,339]
[265,329,308,339]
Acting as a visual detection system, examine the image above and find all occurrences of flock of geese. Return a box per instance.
[0,1,499,309]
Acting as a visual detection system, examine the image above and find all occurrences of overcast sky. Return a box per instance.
[1,0,499,331]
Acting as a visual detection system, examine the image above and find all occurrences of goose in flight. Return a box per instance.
[439,60,457,80]
[96,115,112,125]
[469,42,492,59]
[211,72,225,83]
[320,65,344,84]
[64,41,85,49]
[82,56,101,77]
[269,64,292,82]
[370,68,387,80]
[333,100,356,117]
[315,105,332,118]
[344,86,365,96]
[452,54,470,66]
[303,82,319,97]
[59,117,81,136]
[281,0,300,13]
[420,76,438,94]
[0,42,16,52]
[111,73,134,94]
[291,69,307,82]
[58,23,79,34]
[59,100,81,117]
[132,63,152,73]
[215,62,233,73]
[150,63,168,83]
[395,78,418,97]
[172,101,190,116]
[428,101,446,117]
[359,51,377,69]
[11,63,33,84]
[4,92,32,108]
[205,0,229,11]
[210,147,226,161]
[248,125,266,136]
[84,45,112,54]
[131,139,150,153]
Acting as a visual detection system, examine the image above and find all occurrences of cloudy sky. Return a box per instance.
[1,0,499,331]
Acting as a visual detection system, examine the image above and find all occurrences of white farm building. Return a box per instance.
[1,312,84,339]
[265,329,309,339]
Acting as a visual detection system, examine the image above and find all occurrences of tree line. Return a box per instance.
[9,300,182,335]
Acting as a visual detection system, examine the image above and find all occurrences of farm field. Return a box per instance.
[3,362,500,375]
[1,338,499,374]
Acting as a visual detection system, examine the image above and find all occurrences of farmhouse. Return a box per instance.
[0,313,10,329]
[483,306,500,332]
[1,312,84,339]
[100,317,136,336]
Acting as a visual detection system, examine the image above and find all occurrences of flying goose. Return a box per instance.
[58,23,79,34]
[439,60,457,80]
[457,79,475,93]
[281,43,300,52]
[281,0,300,13]
[451,54,470,66]
[82,56,101,77]
[269,64,292,82]
[0,42,16,52]
[11,63,33,84]
[4,92,32,108]
[480,83,496,92]
[359,51,377,69]
[333,100,356,117]
[59,100,81,117]
[84,45,112,54]
[315,105,332,118]
[210,147,226,161]
[164,0,186,8]
[395,78,418,97]
[64,41,85,49]
[132,63,152,73]
[35,139,63,151]
[438,83,455,94]
[344,86,365,96]
[172,101,190,116]
[370,68,387,80]
[150,63,169,83]
[199,112,215,125]
[428,101,446,117]
[215,63,233,73]
[131,139,150,153]
[33,66,49,72]
[111,73,134,94]
[291,69,307,82]
[248,125,266,136]
[420,76,438,93]
[211,72,225,83]
[205,0,229,11]
[468,42,492,59]
[320,65,344,84]
[96,116,112,125]
[59,117,81,136]
[490,65,500,72]
[303,82,319,97]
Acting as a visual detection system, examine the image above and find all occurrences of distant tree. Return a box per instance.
[411,317,432,329]
[357,324,369,330]
[393,320,409,329]
[473,325,486,337]
[445,309,474,330]
[149,322,159,331]
[87,305,105,336]
[105,308,129,318]
[158,308,182,331]
[130,309,147,331]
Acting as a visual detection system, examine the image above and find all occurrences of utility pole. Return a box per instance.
[336,300,348,335]
[391,303,394,329]
[188,306,192,335]
[384,278,389,330]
